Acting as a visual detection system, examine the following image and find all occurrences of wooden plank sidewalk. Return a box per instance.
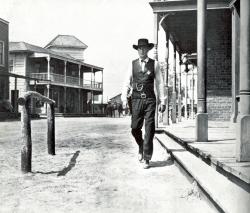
[155,133,250,213]
[157,120,250,184]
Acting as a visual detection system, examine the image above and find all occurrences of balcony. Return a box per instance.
[30,73,102,90]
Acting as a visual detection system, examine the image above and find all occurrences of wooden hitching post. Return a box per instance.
[47,103,55,155]
[20,98,32,173]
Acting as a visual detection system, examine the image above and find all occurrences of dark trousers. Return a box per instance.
[131,98,156,160]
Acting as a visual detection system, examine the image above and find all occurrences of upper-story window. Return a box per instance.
[0,41,4,66]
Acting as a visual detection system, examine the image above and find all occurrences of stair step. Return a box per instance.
[155,133,250,213]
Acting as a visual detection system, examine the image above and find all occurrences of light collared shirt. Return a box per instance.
[121,57,166,104]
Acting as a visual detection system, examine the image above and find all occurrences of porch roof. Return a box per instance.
[150,0,231,55]
[9,42,103,72]
[149,0,231,13]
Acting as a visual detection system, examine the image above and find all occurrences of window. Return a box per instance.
[0,41,4,66]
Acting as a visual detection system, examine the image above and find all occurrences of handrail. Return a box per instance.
[18,91,56,173]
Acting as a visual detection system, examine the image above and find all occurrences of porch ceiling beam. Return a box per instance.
[229,0,237,7]
[149,2,230,13]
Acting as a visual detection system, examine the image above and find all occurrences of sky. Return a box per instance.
[0,0,167,101]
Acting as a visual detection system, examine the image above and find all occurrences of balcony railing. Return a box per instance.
[30,73,102,90]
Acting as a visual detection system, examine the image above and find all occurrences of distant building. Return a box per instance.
[109,93,122,104]
[9,35,104,115]
[45,35,88,62]
[0,18,9,105]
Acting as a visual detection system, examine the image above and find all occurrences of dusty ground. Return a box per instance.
[0,117,217,213]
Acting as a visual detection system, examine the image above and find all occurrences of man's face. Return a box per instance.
[137,46,150,59]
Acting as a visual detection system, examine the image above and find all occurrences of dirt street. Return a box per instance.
[0,117,217,213]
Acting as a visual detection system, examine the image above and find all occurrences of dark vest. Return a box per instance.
[132,58,156,99]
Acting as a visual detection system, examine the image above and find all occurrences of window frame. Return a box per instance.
[0,41,4,66]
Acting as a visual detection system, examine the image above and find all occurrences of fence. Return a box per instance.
[18,91,56,173]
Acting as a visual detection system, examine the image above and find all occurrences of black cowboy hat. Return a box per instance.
[133,38,154,50]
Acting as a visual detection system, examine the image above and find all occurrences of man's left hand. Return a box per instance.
[159,104,166,113]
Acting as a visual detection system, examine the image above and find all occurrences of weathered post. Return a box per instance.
[19,98,32,173]
[47,103,55,155]
[18,91,56,173]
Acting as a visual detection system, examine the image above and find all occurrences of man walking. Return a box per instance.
[122,38,166,169]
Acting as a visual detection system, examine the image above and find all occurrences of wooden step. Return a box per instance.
[155,133,250,213]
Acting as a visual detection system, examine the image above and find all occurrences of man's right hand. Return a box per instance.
[122,101,127,109]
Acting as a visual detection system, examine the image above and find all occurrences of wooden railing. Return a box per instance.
[18,91,56,173]
[30,73,102,90]
[66,75,79,85]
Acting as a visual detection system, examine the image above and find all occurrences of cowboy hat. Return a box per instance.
[133,38,154,50]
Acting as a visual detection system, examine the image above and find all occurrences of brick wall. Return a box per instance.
[207,9,232,121]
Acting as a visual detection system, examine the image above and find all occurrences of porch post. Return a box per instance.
[236,0,250,161]
[101,70,104,113]
[195,0,208,142]
[47,56,50,81]
[231,6,240,123]
[64,87,67,113]
[154,12,159,127]
[78,89,81,113]
[78,66,81,113]
[178,53,182,122]
[47,84,50,99]
[78,64,81,86]
[64,61,67,84]
[14,77,18,113]
[191,66,195,119]
[172,43,177,124]
[91,68,94,114]
[163,33,170,125]
[184,64,189,119]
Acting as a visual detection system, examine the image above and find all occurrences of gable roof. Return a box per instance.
[44,35,88,49]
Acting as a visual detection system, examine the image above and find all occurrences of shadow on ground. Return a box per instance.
[150,158,174,168]
[34,150,80,176]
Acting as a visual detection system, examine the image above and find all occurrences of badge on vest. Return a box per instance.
[147,71,151,75]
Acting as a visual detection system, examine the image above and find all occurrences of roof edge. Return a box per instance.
[0,17,9,25]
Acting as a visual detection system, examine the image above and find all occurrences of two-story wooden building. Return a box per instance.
[9,35,104,115]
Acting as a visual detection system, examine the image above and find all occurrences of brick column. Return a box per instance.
[196,0,208,142]
[236,0,250,161]
[163,33,170,125]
